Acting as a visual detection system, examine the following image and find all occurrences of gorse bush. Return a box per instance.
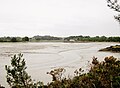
[4,54,120,88]
[47,56,120,88]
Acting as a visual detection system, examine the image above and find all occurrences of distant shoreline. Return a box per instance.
[0,35,120,42]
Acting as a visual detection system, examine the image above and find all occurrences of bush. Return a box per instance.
[47,56,120,88]
[5,54,120,88]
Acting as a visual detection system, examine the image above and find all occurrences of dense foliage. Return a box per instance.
[0,37,29,42]
[3,54,120,88]
[46,56,120,88]
[22,37,29,42]
[0,35,120,42]
[0,35,63,42]
[64,35,120,42]
[33,35,62,41]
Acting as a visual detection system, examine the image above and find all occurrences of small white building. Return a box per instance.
[69,39,75,42]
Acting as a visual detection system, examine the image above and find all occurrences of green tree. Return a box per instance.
[22,37,29,42]
[100,36,107,42]
[11,37,17,42]
[5,54,33,88]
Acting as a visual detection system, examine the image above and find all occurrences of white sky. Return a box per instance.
[0,0,120,37]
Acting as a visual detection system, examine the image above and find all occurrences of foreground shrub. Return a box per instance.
[47,56,120,88]
[5,54,33,88]
[89,56,120,88]
[5,54,120,88]
[5,54,44,88]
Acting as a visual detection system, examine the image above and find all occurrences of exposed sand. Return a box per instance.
[0,42,120,87]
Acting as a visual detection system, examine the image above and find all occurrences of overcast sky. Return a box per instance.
[0,0,119,37]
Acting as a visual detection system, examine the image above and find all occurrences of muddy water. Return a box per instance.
[0,42,120,87]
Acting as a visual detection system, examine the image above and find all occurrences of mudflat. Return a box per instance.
[0,42,120,87]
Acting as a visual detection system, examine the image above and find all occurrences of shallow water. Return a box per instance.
[0,42,120,87]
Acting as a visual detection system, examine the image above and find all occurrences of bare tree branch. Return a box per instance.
[107,0,120,23]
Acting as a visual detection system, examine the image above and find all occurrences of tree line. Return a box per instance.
[0,36,63,42]
[0,37,29,42]
[64,35,120,42]
[33,35,63,41]
[0,35,120,42]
